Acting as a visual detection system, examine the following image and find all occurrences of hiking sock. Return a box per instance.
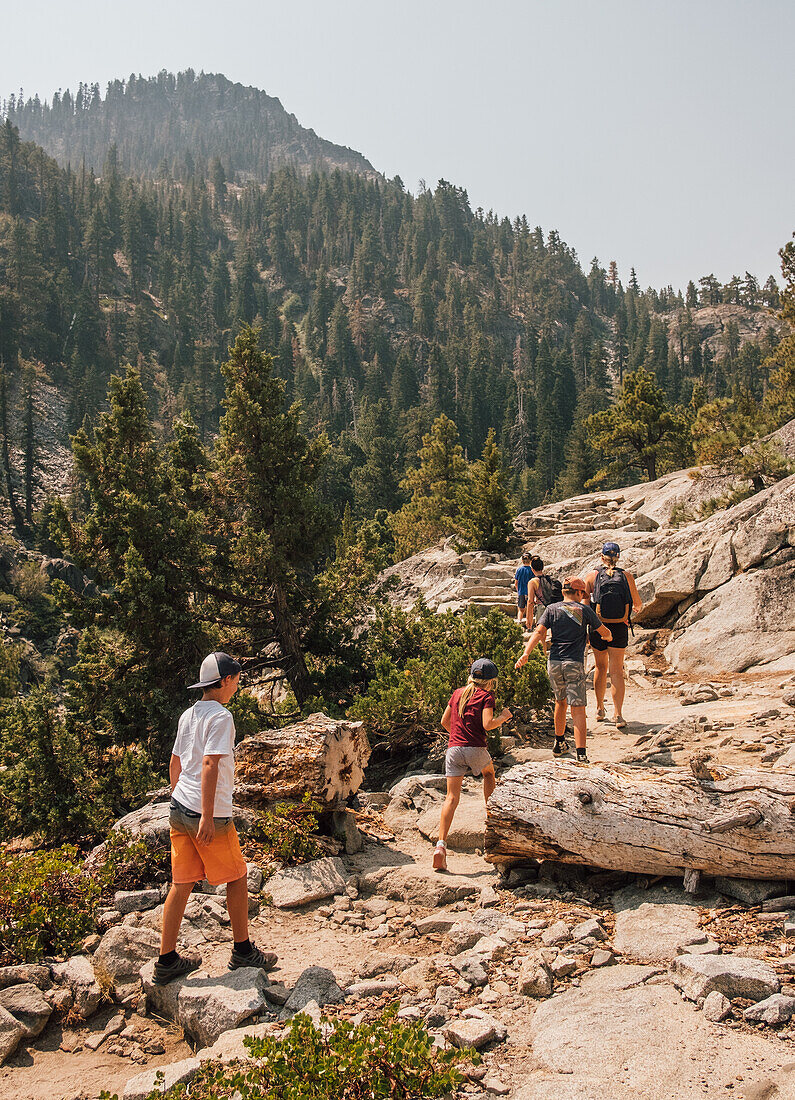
[158,950,178,967]
[233,939,253,957]
[555,735,566,745]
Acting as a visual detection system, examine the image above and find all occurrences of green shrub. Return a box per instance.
[0,688,95,842]
[97,827,171,891]
[350,604,550,749]
[0,636,20,700]
[0,846,102,964]
[252,793,323,865]
[100,1004,474,1099]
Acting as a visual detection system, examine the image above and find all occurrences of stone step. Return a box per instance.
[462,585,513,598]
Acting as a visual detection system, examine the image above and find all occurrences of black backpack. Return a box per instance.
[593,566,631,621]
[537,574,564,607]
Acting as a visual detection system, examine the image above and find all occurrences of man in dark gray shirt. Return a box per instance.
[515,576,612,763]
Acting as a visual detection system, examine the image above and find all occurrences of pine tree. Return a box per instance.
[53,365,210,798]
[212,326,328,702]
[460,429,512,551]
[585,367,691,485]
[390,413,467,557]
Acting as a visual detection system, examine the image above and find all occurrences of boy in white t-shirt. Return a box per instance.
[154,652,278,985]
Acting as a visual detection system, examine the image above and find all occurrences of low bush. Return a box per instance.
[350,603,550,750]
[100,1004,474,1099]
[0,846,102,964]
[252,793,323,865]
[98,827,171,891]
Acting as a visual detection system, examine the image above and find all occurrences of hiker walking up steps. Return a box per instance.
[585,542,643,729]
[515,552,533,624]
[515,577,612,764]
[433,658,512,871]
[154,652,278,985]
[525,556,563,642]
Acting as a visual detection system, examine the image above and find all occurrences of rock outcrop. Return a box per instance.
[382,427,795,677]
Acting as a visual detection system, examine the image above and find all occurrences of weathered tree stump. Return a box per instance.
[234,713,370,810]
[485,760,795,880]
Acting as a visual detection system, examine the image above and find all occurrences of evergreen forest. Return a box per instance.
[0,71,793,838]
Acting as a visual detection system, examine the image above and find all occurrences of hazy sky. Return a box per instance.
[3,0,793,291]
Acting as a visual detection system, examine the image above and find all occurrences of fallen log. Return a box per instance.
[234,712,370,810]
[484,761,795,880]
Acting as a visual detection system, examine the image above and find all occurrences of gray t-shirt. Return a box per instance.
[540,601,602,663]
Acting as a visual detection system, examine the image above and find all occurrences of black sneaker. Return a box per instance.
[152,953,201,986]
[575,753,591,766]
[553,738,569,757]
[229,943,278,972]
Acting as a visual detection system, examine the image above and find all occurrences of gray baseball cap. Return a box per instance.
[188,651,242,690]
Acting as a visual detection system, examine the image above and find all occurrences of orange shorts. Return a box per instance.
[169,801,247,886]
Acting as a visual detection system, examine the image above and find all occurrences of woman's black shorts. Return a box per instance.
[589,622,629,651]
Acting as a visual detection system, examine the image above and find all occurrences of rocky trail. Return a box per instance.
[4,656,795,1100]
[2,438,795,1099]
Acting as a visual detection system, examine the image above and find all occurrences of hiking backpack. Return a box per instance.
[537,574,564,607]
[592,565,631,621]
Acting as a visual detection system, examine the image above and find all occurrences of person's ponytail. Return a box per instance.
[458,676,498,716]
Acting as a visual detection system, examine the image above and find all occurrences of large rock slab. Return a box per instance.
[266,856,347,909]
[667,556,795,675]
[141,962,272,1046]
[520,963,788,1100]
[51,955,102,1018]
[0,964,52,991]
[416,795,486,852]
[612,887,705,963]
[360,864,481,907]
[670,954,780,1002]
[93,925,161,989]
[0,983,52,1038]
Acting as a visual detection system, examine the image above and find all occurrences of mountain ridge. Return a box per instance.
[4,69,380,183]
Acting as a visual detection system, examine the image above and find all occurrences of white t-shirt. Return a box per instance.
[172,700,236,817]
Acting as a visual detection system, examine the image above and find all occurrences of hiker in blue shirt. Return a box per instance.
[514,552,533,624]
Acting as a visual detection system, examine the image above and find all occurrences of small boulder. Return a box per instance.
[442,1017,497,1050]
[671,954,779,1002]
[541,920,570,947]
[0,983,52,1039]
[571,918,605,943]
[0,1004,25,1066]
[123,1057,202,1100]
[0,964,52,991]
[93,925,161,989]
[743,994,795,1026]
[518,954,553,998]
[450,954,488,987]
[113,889,161,915]
[141,961,272,1047]
[591,949,614,968]
[550,956,577,979]
[715,878,788,907]
[51,955,103,1018]
[345,977,402,998]
[247,863,264,894]
[703,990,732,1022]
[267,857,347,909]
[416,913,460,935]
[283,966,345,1015]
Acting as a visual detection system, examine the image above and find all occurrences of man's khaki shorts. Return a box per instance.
[547,659,587,707]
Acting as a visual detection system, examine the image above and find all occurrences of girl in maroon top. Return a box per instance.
[433,658,512,871]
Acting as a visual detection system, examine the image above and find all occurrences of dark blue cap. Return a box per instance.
[602,542,621,556]
[471,658,498,680]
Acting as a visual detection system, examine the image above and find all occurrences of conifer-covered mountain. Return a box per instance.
[4,70,378,182]
[0,72,790,539]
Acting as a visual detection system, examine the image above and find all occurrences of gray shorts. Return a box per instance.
[547,659,587,707]
[445,746,493,777]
